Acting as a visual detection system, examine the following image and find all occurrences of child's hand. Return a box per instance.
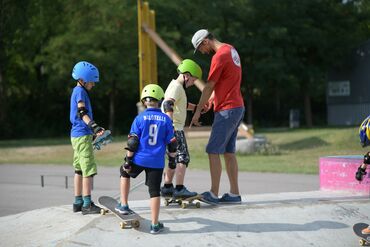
[123,155,133,172]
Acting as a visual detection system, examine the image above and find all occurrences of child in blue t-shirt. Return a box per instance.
[116,84,176,234]
[70,61,106,215]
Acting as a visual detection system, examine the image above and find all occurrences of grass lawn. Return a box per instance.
[0,127,364,174]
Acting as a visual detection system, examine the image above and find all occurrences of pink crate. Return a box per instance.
[319,156,370,195]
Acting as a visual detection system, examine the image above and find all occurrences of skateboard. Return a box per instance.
[93,130,112,150]
[163,194,217,209]
[353,223,370,246]
[98,196,140,229]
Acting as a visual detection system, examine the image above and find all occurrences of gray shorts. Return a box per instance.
[206,107,245,154]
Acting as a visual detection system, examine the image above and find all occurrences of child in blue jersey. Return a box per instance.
[70,61,106,215]
[116,84,176,234]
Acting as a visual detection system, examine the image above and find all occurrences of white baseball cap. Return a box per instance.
[191,29,209,53]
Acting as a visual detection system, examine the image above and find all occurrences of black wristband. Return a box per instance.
[88,120,103,134]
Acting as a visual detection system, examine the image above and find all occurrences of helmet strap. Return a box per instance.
[77,80,90,96]
[182,74,189,89]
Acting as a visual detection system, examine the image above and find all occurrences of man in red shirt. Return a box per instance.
[190,29,245,204]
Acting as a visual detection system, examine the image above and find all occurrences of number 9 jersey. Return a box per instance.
[129,108,175,169]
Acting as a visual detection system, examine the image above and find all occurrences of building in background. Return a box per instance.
[327,40,370,126]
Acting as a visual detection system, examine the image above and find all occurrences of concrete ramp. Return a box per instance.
[0,191,369,247]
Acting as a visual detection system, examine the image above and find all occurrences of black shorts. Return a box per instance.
[120,163,163,191]
[174,130,190,166]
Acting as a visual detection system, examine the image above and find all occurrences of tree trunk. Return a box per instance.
[303,91,313,127]
[0,67,6,125]
[246,85,253,125]
[108,81,116,133]
[275,87,281,115]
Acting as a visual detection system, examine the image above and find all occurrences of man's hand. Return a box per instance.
[189,110,202,128]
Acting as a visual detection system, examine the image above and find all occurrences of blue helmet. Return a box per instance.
[359,115,370,147]
[72,61,99,83]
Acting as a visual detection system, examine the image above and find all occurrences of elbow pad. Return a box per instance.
[163,100,174,113]
[126,134,139,152]
[77,106,88,119]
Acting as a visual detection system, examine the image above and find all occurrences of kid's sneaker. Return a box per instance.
[219,193,242,204]
[150,222,164,234]
[201,191,219,204]
[81,202,101,215]
[173,186,197,199]
[73,203,83,212]
[115,203,133,215]
[161,186,174,197]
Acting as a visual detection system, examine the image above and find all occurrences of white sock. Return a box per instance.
[209,191,218,199]
[228,193,239,197]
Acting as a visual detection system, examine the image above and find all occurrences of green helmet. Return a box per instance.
[141,84,164,101]
[177,59,202,79]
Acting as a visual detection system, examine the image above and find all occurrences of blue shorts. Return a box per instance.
[206,107,245,154]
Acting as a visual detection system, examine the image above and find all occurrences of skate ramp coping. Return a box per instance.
[0,190,368,247]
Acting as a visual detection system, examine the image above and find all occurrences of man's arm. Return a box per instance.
[190,80,215,127]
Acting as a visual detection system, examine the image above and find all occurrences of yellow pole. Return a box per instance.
[142,2,151,86]
[149,10,157,84]
[137,0,144,93]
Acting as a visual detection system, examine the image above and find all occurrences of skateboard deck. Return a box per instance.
[163,194,217,208]
[93,130,112,150]
[353,223,370,246]
[98,196,140,229]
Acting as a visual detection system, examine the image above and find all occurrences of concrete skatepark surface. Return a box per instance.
[0,164,369,246]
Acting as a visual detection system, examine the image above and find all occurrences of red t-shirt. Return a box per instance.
[208,44,244,112]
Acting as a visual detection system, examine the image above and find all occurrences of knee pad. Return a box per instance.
[168,156,176,169]
[364,152,370,164]
[148,186,160,198]
[75,170,82,175]
[120,165,130,178]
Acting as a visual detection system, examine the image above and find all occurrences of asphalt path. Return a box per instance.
[0,164,319,217]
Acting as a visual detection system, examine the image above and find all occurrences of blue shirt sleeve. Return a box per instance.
[130,116,142,138]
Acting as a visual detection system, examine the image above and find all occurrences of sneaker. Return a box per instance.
[161,186,174,197]
[150,222,164,234]
[173,186,197,199]
[73,203,83,212]
[81,202,101,215]
[219,193,242,204]
[115,203,133,215]
[201,191,219,205]
[362,227,370,235]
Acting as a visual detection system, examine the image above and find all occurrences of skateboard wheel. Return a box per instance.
[164,199,169,206]
[359,239,366,246]
[133,220,140,228]
[195,202,201,208]
[181,203,187,209]
[100,209,106,215]
[120,222,126,229]
[177,200,182,205]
